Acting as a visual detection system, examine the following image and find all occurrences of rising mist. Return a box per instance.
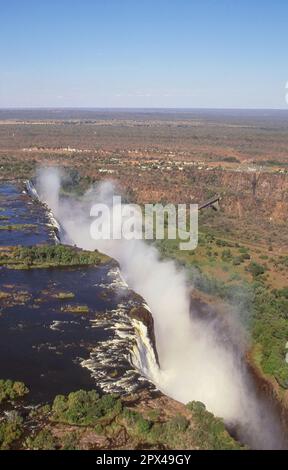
[34,167,286,449]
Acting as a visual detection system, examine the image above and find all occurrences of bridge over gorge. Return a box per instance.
[198,194,220,211]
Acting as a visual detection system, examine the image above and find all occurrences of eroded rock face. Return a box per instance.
[119,168,288,230]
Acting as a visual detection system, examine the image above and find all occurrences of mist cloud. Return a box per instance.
[35,167,286,449]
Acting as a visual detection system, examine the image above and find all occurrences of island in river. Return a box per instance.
[0,181,241,450]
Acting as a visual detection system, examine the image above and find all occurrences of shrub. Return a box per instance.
[61,432,79,450]
[186,401,242,450]
[147,409,160,420]
[221,249,232,261]
[0,245,109,269]
[123,408,152,434]
[277,288,288,299]
[26,429,57,450]
[52,390,121,425]
[240,253,251,261]
[0,412,23,450]
[149,422,164,440]
[0,379,29,404]
[168,414,189,432]
[232,257,242,266]
[247,262,266,277]
[137,418,152,434]
[221,156,240,163]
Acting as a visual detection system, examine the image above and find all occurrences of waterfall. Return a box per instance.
[27,168,288,449]
[130,318,162,384]
[25,180,61,243]
[25,178,161,394]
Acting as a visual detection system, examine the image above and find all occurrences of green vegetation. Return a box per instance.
[0,412,24,450]
[0,379,29,404]
[247,262,266,278]
[221,156,240,163]
[52,390,122,425]
[60,304,89,314]
[190,266,288,388]
[53,291,75,300]
[259,159,288,167]
[0,244,110,269]
[0,380,28,449]
[187,401,243,450]
[154,229,288,392]
[0,224,37,231]
[221,249,232,261]
[251,284,288,388]
[0,384,242,450]
[61,432,79,450]
[276,287,288,299]
[122,402,241,449]
[26,429,57,450]
[123,408,152,435]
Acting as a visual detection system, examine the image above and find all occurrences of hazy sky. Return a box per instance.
[1,0,288,108]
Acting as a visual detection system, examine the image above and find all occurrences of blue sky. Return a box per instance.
[0,0,287,108]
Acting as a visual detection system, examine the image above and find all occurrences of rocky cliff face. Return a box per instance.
[133,168,288,223]
[208,170,288,222]
[116,167,288,246]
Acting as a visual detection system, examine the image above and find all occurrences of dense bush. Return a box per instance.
[221,156,240,163]
[26,429,57,450]
[0,244,109,268]
[52,390,121,425]
[240,253,251,261]
[0,379,29,404]
[17,245,104,266]
[251,284,288,387]
[191,264,288,389]
[167,414,189,433]
[61,431,79,450]
[186,401,242,450]
[216,239,234,248]
[123,408,152,434]
[247,262,266,278]
[0,412,23,450]
[238,247,249,254]
[221,249,232,261]
[276,287,288,299]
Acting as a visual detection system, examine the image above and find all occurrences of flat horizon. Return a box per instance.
[1,106,288,111]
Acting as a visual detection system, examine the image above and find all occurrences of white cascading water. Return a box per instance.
[26,179,61,243]
[25,178,160,393]
[29,168,286,449]
[130,318,161,381]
